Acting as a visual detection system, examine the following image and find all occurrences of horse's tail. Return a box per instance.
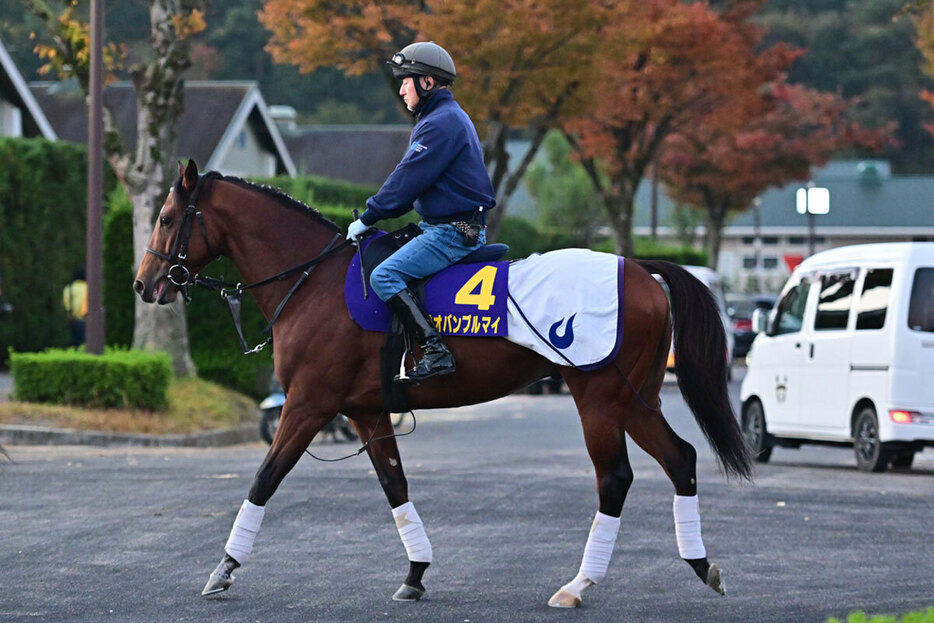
[634,259,752,481]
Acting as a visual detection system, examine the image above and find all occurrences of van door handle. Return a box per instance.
[809,343,814,358]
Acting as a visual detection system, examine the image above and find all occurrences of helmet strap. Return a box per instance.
[412,76,439,117]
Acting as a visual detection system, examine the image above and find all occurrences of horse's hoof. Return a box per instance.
[392,583,425,601]
[201,557,239,597]
[706,563,725,595]
[548,588,582,608]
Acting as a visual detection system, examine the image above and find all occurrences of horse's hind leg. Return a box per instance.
[201,403,332,597]
[625,405,724,595]
[548,396,633,608]
[350,411,432,602]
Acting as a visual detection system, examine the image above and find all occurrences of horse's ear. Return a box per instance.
[182,159,199,191]
[177,161,184,179]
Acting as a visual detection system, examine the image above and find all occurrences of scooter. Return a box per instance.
[258,381,356,444]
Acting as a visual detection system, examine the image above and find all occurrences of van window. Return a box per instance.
[772,280,810,335]
[856,268,893,330]
[908,268,934,332]
[814,271,855,331]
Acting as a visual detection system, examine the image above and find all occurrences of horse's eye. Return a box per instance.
[160,215,173,228]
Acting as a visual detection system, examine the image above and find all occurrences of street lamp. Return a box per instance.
[752,197,762,292]
[796,183,830,257]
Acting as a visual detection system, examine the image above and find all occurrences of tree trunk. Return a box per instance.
[28,0,203,376]
[704,201,729,271]
[604,177,637,257]
[129,183,196,376]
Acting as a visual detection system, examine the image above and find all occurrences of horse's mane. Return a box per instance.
[185,171,342,233]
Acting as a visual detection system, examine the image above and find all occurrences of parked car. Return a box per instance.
[740,242,934,472]
[726,294,776,359]
[655,265,735,378]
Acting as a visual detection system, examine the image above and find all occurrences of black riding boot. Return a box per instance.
[388,289,455,382]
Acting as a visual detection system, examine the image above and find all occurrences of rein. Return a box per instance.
[145,174,353,354]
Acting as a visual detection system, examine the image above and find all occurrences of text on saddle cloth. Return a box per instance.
[345,230,509,337]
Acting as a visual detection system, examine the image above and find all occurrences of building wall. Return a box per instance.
[0,99,22,137]
[217,122,276,178]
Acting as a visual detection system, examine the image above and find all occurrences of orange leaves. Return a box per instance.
[261,0,604,124]
[172,8,207,39]
[33,6,125,84]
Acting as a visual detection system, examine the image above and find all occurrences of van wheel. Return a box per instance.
[743,400,772,463]
[854,407,892,473]
[891,450,915,470]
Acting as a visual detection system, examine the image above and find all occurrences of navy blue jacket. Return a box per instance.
[360,90,495,226]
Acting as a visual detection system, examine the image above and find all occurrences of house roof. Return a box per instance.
[633,160,934,236]
[0,38,56,139]
[283,125,411,188]
[29,80,295,176]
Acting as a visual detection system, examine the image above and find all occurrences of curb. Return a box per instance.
[0,424,261,448]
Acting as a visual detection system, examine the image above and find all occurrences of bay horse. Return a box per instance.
[134,160,751,608]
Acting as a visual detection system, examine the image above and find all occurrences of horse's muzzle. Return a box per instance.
[134,275,176,304]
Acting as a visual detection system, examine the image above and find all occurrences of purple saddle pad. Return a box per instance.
[345,250,509,337]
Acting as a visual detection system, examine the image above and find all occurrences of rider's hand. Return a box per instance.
[347,219,367,240]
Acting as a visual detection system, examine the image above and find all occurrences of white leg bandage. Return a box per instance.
[562,512,621,597]
[224,500,265,564]
[673,494,707,559]
[393,502,433,563]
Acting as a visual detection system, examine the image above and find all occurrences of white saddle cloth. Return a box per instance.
[505,249,623,370]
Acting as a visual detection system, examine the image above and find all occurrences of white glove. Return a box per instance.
[347,218,367,240]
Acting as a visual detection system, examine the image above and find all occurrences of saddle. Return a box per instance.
[352,223,509,413]
[359,222,509,288]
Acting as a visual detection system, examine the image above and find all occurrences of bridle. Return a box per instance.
[145,175,218,298]
[145,173,353,353]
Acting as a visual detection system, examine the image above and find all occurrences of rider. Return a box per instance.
[346,41,496,382]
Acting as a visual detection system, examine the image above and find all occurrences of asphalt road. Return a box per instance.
[1,369,933,623]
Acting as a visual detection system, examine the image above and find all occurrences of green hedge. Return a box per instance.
[251,175,376,209]
[9,347,171,410]
[103,188,135,347]
[0,138,115,366]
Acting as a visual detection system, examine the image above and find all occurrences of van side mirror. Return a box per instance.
[752,308,769,334]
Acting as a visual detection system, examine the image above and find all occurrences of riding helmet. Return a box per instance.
[387,41,456,85]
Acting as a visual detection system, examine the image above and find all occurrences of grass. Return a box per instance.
[829,609,934,623]
[0,376,258,435]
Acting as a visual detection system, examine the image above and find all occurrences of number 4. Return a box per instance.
[455,265,498,311]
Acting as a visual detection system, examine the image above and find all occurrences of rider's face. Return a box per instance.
[400,76,434,112]
[399,77,420,111]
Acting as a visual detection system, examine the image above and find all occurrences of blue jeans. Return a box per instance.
[370,221,487,301]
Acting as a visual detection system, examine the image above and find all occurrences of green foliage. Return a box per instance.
[103,187,135,347]
[589,236,707,265]
[827,608,934,623]
[524,131,605,247]
[495,216,576,259]
[9,347,171,410]
[0,138,93,366]
[251,174,376,209]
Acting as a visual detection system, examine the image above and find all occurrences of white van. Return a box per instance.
[740,242,934,472]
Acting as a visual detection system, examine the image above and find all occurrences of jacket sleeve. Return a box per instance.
[360,119,463,225]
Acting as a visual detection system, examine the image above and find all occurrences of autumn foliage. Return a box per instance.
[262,0,887,258]
[661,80,894,266]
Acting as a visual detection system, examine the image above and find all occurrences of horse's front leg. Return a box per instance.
[351,411,431,602]
[202,402,333,597]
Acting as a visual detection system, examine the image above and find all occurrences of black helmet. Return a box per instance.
[387,41,456,85]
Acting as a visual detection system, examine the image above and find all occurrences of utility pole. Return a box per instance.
[85,0,105,353]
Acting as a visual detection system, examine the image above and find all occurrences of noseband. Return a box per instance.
[145,175,218,299]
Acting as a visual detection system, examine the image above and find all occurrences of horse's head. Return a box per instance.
[134,159,218,304]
